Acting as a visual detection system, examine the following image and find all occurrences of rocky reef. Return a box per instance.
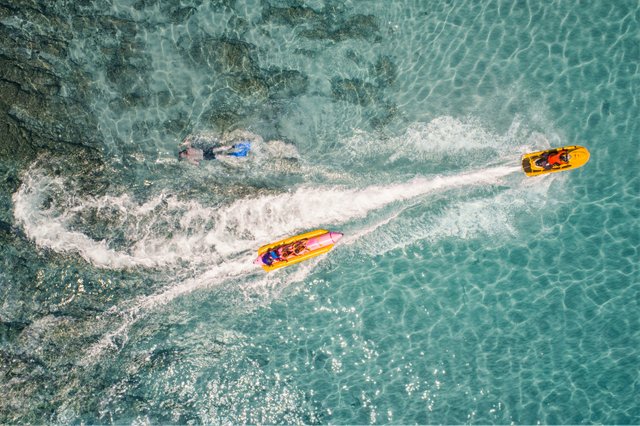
[0,1,104,156]
[263,3,381,42]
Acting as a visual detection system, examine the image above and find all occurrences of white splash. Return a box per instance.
[13,164,518,269]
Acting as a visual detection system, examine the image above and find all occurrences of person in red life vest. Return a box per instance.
[535,150,570,170]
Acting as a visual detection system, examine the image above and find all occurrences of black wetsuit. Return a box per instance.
[203,146,217,160]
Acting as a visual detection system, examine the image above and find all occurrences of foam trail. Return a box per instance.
[80,255,256,365]
[13,165,520,269]
[12,172,158,268]
[341,209,406,246]
[80,253,320,365]
[339,116,546,168]
[213,165,521,254]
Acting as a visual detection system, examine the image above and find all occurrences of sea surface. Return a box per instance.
[1,0,639,424]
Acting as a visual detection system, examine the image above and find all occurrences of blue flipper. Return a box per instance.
[227,141,251,157]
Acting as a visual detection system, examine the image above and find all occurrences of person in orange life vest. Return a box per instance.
[535,150,570,170]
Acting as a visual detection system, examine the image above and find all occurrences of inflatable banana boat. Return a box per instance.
[522,145,590,177]
[254,229,343,272]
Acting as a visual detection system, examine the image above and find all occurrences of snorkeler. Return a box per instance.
[178,136,251,165]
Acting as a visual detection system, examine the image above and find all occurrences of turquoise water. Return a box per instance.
[2,0,639,423]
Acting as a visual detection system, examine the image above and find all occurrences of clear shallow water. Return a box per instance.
[2,0,639,424]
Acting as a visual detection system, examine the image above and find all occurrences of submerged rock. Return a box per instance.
[370,102,399,129]
[326,14,381,42]
[185,36,259,76]
[263,68,309,99]
[0,1,104,164]
[230,76,270,100]
[206,107,243,132]
[372,55,398,88]
[331,77,380,106]
[104,48,151,102]
[132,0,202,21]
[262,4,324,25]
[262,4,380,42]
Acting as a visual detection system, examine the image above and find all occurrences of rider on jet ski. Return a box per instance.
[535,149,570,170]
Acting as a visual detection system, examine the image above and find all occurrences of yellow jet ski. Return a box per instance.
[521,145,590,177]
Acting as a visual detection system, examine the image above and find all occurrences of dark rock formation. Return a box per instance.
[263,68,309,99]
[331,77,379,106]
[263,3,380,42]
[0,2,102,162]
[184,36,260,75]
[372,55,398,88]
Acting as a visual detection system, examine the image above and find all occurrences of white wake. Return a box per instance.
[12,165,519,269]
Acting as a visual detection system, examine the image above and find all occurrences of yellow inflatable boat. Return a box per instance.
[254,229,343,272]
[521,145,590,177]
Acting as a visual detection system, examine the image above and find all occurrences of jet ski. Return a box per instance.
[521,145,590,177]
[254,229,343,272]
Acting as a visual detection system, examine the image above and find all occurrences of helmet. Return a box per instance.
[560,153,569,162]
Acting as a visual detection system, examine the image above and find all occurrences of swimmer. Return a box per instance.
[179,136,251,165]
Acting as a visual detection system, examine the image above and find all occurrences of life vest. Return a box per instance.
[547,150,568,165]
[262,250,280,265]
